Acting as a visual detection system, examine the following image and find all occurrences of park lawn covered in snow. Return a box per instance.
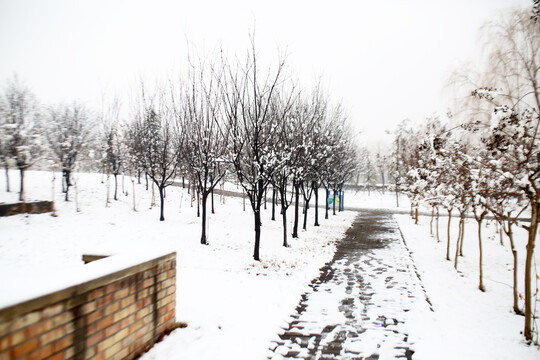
[1,170,539,359]
[396,213,540,359]
[0,170,356,359]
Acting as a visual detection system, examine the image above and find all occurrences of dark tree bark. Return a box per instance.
[19,167,24,202]
[4,167,9,192]
[201,191,208,244]
[292,180,300,238]
[325,187,329,220]
[314,182,320,226]
[158,184,165,221]
[446,209,452,261]
[271,187,276,221]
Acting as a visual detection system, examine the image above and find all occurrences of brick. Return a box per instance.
[40,327,65,345]
[52,312,72,328]
[88,288,105,301]
[120,295,135,308]
[95,315,114,333]
[120,314,136,330]
[11,330,26,347]
[86,309,103,325]
[11,338,39,358]
[96,294,113,308]
[25,320,53,338]
[53,334,73,352]
[141,278,154,289]
[65,322,75,335]
[81,301,97,315]
[113,327,129,343]
[105,282,121,295]
[112,304,137,323]
[104,342,122,359]
[12,312,41,331]
[104,302,121,316]
[64,346,74,359]
[96,332,118,353]
[111,346,129,360]
[128,319,144,334]
[0,336,10,352]
[86,331,105,348]
[84,345,96,359]
[47,352,64,360]
[27,344,53,360]
[42,304,64,318]
[104,323,121,340]
[135,306,152,320]
[0,322,9,338]
[113,288,129,301]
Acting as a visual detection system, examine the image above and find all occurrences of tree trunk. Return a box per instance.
[201,191,208,245]
[459,213,465,257]
[197,187,200,217]
[332,190,336,216]
[264,188,267,210]
[51,171,56,216]
[279,186,288,247]
[477,216,485,291]
[505,222,521,314]
[314,184,320,227]
[523,202,538,341]
[292,181,300,238]
[325,187,329,220]
[145,172,148,191]
[106,174,111,207]
[395,186,399,207]
[436,206,440,242]
[64,170,71,202]
[158,185,165,221]
[446,209,452,261]
[415,206,419,224]
[430,206,434,235]
[131,178,137,211]
[454,216,462,269]
[114,174,118,201]
[19,168,25,202]
[211,189,215,214]
[254,207,262,261]
[5,167,10,192]
[303,200,308,231]
[282,205,288,247]
[271,187,276,221]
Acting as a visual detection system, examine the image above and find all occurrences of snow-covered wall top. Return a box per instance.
[0,249,175,314]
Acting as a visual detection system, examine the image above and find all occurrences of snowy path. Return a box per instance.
[268,210,427,360]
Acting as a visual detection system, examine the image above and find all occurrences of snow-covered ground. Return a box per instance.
[0,170,356,359]
[1,170,539,359]
[396,213,540,359]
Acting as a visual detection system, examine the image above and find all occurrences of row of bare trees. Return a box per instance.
[0,43,358,262]
[391,7,539,343]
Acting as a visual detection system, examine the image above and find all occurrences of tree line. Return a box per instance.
[388,8,539,343]
[0,42,358,262]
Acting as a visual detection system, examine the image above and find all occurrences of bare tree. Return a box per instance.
[0,76,43,202]
[180,59,230,244]
[221,41,287,261]
[138,88,181,221]
[46,102,93,201]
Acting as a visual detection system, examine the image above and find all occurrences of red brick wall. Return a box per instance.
[0,252,176,360]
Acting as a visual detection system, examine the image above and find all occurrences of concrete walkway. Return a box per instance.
[268,210,426,360]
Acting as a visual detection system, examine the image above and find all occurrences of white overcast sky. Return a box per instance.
[0,0,532,149]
